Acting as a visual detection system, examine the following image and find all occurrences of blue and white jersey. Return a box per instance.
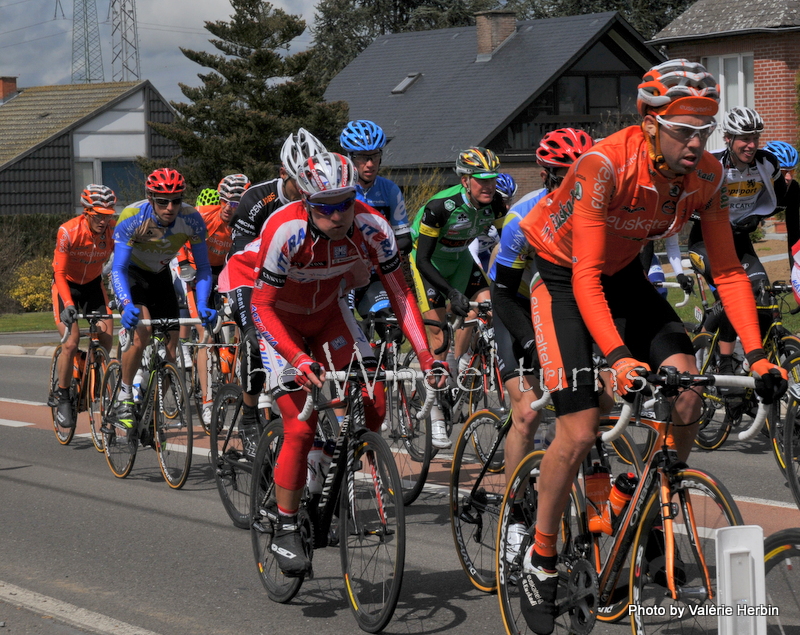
[488,188,547,296]
[357,175,410,236]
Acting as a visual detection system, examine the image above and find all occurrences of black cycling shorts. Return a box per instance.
[494,302,539,384]
[52,276,109,320]
[129,265,180,322]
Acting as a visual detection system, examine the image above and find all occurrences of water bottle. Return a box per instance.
[533,421,556,450]
[132,368,144,403]
[306,440,326,495]
[72,349,87,380]
[584,462,612,534]
[320,438,335,480]
[596,472,639,535]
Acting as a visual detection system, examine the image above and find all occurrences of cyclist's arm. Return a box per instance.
[110,242,134,309]
[664,234,684,276]
[379,260,431,359]
[491,265,535,350]
[189,240,213,308]
[414,232,454,297]
[396,233,412,256]
[52,226,75,308]
[386,181,412,255]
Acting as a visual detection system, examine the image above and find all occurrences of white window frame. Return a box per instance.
[701,53,754,150]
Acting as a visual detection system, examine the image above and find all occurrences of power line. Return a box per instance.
[0,29,65,50]
[0,18,64,36]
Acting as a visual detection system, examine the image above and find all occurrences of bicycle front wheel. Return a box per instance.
[768,336,800,471]
[101,360,137,478]
[49,345,77,445]
[630,467,742,635]
[339,430,405,633]
[250,419,306,603]
[210,383,252,528]
[154,362,193,489]
[87,345,110,452]
[450,408,506,592]
[691,332,730,451]
[384,369,431,506]
[764,527,800,633]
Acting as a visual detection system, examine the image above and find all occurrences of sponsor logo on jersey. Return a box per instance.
[334,245,348,259]
[661,200,676,215]
[331,336,347,350]
[445,199,456,212]
[548,182,581,233]
[695,168,715,182]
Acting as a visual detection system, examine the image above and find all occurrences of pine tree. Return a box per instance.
[144,0,348,190]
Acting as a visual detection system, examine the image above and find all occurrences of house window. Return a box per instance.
[702,53,754,149]
[102,161,144,204]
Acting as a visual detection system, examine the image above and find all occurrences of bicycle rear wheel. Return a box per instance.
[630,467,742,635]
[87,346,110,452]
[101,360,137,478]
[783,394,800,510]
[49,345,77,445]
[768,337,800,472]
[250,419,306,603]
[450,408,506,592]
[384,370,431,506]
[764,527,800,634]
[210,383,252,528]
[691,332,731,451]
[155,362,192,489]
[339,430,405,633]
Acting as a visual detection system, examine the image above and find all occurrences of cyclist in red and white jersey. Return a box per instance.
[220,152,442,576]
[515,59,788,634]
[51,185,117,428]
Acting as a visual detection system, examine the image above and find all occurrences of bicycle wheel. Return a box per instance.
[384,368,431,506]
[87,346,110,452]
[764,527,800,634]
[465,348,508,417]
[154,362,193,489]
[48,345,77,445]
[630,467,743,635]
[768,337,800,472]
[210,383,252,528]
[783,394,800,510]
[101,360,137,478]
[250,419,306,603]
[691,332,731,451]
[450,408,506,592]
[179,339,204,433]
[339,430,405,633]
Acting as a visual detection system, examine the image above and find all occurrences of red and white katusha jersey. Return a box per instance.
[220,199,400,314]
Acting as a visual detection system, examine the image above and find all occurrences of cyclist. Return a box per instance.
[516,60,788,634]
[109,168,217,431]
[763,141,800,264]
[224,129,327,455]
[177,174,249,425]
[489,130,593,553]
[222,151,442,576]
[51,185,117,428]
[409,146,508,449]
[469,172,516,273]
[687,107,787,376]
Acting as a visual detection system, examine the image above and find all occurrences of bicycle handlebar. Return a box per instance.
[298,368,436,422]
[530,391,552,412]
[652,281,691,307]
[451,300,492,331]
[118,317,219,353]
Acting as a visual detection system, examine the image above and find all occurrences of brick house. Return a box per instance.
[650,0,800,150]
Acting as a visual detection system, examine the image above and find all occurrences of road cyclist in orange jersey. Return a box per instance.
[177,173,249,426]
[515,59,789,634]
[220,151,445,576]
[51,185,117,429]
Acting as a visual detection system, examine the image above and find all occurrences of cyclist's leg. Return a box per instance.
[52,282,81,428]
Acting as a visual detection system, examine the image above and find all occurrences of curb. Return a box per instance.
[0,345,26,355]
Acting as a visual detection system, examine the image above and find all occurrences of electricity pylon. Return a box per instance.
[110,0,141,82]
[71,0,105,83]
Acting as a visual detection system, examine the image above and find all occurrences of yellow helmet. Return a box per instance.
[455,147,500,179]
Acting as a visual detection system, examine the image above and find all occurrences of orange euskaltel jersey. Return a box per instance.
[178,204,232,268]
[52,214,116,304]
[520,125,762,359]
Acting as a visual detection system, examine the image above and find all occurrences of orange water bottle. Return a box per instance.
[72,349,87,380]
[585,462,612,534]
[596,472,639,535]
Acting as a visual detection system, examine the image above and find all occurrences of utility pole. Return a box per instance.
[71,0,105,83]
[110,0,141,82]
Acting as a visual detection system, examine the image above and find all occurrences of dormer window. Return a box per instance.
[392,73,421,94]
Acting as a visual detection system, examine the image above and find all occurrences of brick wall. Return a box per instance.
[666,32,800,145]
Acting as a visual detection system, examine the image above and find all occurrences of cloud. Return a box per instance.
[0,0,317,102]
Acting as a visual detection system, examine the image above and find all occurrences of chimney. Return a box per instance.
[1,76,18,102]
[475,10,516,61]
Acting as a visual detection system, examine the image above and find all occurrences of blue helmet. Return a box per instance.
[495,173,517,200]
[764,141,799,169]
[340,120,387,152]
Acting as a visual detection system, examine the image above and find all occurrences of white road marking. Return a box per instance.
[0,419,33,427]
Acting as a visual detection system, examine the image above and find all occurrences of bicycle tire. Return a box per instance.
[87,346,110,452]
[49,345,76,446]
[466,347,507,416]
[691,332,731,451]
[179,338,205,433]
[764,527,800,634]
[629,467,743,635]
[768,336,800,472]
[384,365,432,506]
[450,408,507,592]
[210,383,253,528]
[101,360,137,478]
[154,361,193,489]
[339,430,405,633]
[250,419,306,603]
[783,393,800,511]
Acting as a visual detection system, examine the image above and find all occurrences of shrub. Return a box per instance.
[9,256,53,312]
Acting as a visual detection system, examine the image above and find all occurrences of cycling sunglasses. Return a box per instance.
[655,115,717,143]
[307,195,357,216]
[152,196,183,207]
[221,199,240,209]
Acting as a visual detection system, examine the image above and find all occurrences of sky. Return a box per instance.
[0,0,317,103]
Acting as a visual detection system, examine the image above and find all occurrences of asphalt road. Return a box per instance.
[2,349,800,634]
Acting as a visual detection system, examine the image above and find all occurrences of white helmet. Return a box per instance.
[721,106,764,136]
[280,128,327,180]
[296,152,358,201]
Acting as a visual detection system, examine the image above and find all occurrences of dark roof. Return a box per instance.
[653,0,800,42]
[325,12,661,168]
[0,81,149,169]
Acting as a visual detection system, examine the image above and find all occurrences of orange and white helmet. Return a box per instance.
[81,184,116,215]
[217,173,250,202]
[636,59,719,117]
